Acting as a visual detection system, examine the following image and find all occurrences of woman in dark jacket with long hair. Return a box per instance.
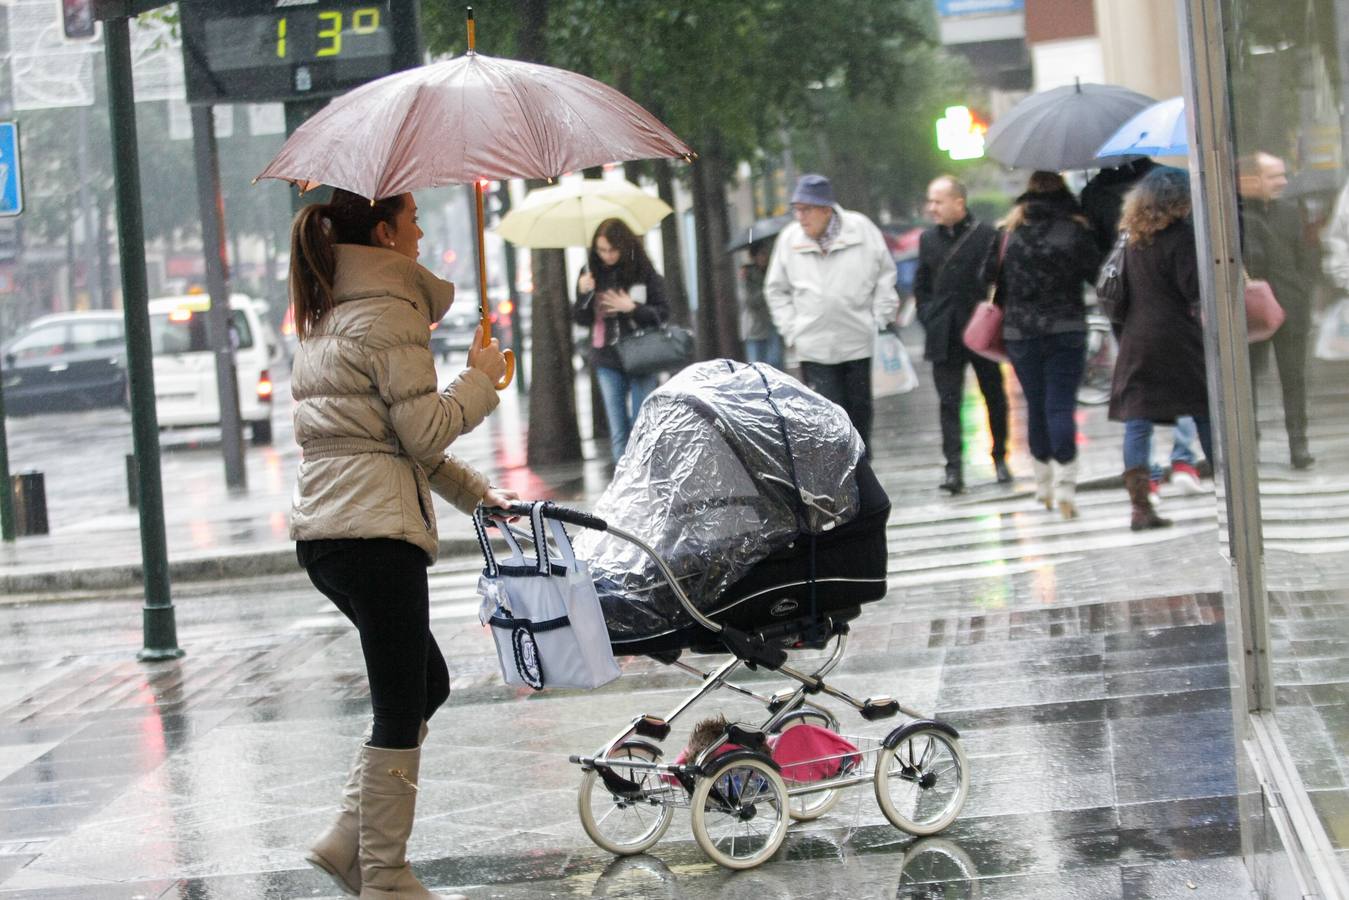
[986,171,1102,518]
[573,217,671,462]
[1109,166,1215,530]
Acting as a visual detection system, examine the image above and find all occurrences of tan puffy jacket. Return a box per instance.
[289,244,499,562]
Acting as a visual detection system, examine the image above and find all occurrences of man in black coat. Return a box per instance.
[913,175,1011,494]
[1239,152,1316,469]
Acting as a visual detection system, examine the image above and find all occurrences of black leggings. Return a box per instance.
[305,538,450,749]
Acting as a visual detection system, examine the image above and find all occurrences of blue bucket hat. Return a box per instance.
[791,174,835,208]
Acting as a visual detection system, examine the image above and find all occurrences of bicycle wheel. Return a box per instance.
[690,754,790,870]
[578,741,674,855]
[770,709,843,821]
[874,727,969,836]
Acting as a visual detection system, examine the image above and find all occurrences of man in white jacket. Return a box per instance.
[765,174,899,450]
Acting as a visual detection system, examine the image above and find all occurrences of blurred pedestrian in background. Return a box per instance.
[1084,158,1205,501]
[1107,167,1215,531]
[985,171,1102,518]
[288,189,512,900]
[740,238,785,369]
[1240,151,1317,469]
[573,217,672,464]
[765,173,899,451]
[914,174,1010,494]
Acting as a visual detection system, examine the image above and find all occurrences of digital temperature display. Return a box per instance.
[182,1,399,105]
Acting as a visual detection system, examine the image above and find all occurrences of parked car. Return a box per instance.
[1,311,127,415]
[148,294,276,445]
[430,296,483,360]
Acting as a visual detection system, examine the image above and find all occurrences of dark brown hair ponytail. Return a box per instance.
[288,189,406,340]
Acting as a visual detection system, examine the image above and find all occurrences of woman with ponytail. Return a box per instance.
[290,188,509,900]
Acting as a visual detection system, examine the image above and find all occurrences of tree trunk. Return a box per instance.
[653,158,689,326]
[516,0,583,467]
[580,167,609,445]
[690,134,742,361]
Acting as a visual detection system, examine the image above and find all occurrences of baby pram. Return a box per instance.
[479,361,968,870]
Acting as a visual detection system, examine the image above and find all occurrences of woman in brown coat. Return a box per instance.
[290,188,512,899]
[1108,167,1214,530]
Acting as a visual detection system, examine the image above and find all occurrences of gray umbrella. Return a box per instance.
[985,81,1157,171]
[726,214,793,252]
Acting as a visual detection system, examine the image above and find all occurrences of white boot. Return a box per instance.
[1032,460,1053,510]
[1052,458,1079,519]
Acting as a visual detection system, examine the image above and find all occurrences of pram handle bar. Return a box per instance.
[491,501,609,533]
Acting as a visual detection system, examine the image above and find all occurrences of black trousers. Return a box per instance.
[305,538,450,749]
[931,350,1009,470]
[1249,326,1309,448]
[801,359,873,450]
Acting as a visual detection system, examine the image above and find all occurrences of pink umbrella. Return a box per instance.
[257,11,695,389]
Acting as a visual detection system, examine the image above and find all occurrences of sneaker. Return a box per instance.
[1171,461,1203,495]
[1148,478,1163,507]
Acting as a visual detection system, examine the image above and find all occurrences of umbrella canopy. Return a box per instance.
[985,82,1157,171]
[255,52,694,199]
[726,214,793,252]
[1095,96,1187,159]
[495,178,672,248]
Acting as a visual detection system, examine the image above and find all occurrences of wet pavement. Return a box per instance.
[5,333,1349,896]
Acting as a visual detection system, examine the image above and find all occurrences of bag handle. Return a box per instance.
[474,504,539,576]
[986,231,1012,306]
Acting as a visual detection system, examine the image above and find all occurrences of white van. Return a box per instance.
[148,294,276,445]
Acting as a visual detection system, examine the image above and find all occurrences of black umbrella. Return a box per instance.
[726,214,793,252]
[985,81,1157,171]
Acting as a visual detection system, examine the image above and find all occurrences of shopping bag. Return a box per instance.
[1315,298,1349,360]
[1244,277,1285,343]
[872,329,919,397]
[962,301,1008,362]
[474,502,620,691]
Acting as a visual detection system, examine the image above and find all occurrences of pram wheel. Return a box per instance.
[690,753,790,870]
[578,740,674,855]
[771,709,843,821]
[874,727,969,836]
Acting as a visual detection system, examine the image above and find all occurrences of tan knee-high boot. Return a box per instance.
[307,724,429,896]
[358,744,464,900]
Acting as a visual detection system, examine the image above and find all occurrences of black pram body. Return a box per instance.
[572,360,891,659]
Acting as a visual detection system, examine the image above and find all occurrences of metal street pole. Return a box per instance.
[190,104,246,490]
[0,376,14,542]
[104,13,182,662]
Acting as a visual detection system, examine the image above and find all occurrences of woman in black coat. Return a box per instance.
[1108,166,1215,530]
[573,217,671,463]
[985,171,1101,518]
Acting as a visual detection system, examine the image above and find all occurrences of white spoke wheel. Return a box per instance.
[874,728,969,836]
[579,741,673,855]
[690,755,790,870]
[771,709,843,821]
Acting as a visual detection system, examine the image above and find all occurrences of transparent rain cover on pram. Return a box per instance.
[573,360,865,642]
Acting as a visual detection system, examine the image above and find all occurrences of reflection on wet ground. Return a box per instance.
[0,577,1254,898]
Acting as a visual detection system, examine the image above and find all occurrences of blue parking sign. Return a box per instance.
[0,123,23,217]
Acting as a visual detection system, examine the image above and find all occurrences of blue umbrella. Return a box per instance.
[1096,96,1187,158]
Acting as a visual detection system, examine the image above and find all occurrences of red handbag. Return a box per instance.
[963,232,1010,362]
[1244,275,1285,343]
[963,301,1008,362]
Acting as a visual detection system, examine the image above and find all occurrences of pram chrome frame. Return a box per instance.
[484,501,970,870]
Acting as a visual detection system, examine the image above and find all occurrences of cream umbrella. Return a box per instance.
[496,178,673,248]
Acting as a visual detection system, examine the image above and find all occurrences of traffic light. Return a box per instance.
[935,106,987,161]
[62,0,97,40]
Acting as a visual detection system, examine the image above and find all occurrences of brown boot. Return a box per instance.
[1125,467,1171,531]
